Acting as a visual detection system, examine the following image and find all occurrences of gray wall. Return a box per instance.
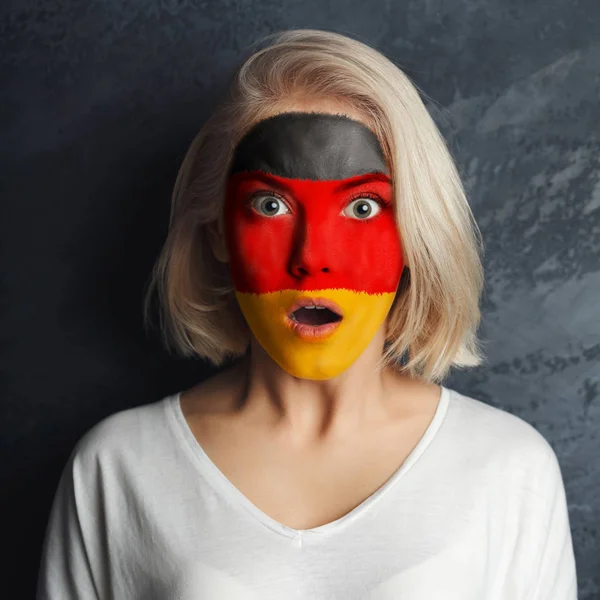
[1,0,598,596]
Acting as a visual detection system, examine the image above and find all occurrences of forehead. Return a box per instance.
[228,112,389,181]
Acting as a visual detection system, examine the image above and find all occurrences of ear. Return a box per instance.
[208,222,229,263]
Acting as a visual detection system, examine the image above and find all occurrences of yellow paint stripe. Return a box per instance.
[236,289,396,379]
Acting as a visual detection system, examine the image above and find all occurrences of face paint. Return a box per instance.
[224,112,404,380]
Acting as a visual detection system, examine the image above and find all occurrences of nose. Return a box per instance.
[288,214,331,279]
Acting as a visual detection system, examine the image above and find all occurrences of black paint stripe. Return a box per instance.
[228,112,389,181]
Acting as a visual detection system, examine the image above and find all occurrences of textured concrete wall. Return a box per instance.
[1,0,598,596]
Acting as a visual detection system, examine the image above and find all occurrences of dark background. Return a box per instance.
[1,0,599,597]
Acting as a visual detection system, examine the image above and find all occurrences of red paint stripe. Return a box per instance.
[224,171,404,294]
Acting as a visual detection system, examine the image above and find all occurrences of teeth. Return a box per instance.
[305,306,315,310]
[301,306,326,310]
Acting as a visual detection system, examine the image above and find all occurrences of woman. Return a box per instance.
[37,29,577,599]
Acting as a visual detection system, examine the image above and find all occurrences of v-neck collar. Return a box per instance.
[165,385,450,541]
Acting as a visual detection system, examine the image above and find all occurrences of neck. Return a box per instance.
[236,330,408,448]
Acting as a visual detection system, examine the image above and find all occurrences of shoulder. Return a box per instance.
[69,394,174,474]
[443,386,559,477]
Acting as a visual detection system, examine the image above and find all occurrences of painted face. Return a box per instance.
[224,112,404,380]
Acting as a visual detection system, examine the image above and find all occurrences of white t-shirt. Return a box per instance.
[36,385,578,599]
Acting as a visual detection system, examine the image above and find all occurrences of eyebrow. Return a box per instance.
[235,170,294,194]
[234,170,392,191]
[333,172,392,192]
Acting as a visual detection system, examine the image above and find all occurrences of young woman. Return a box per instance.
[37,29,577,599]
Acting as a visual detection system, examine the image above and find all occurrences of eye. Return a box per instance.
[342,197,382,220]
[250,194,290,217]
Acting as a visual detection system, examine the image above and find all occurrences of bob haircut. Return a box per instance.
[143,28,486,384]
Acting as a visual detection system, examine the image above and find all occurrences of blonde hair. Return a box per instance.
[143,28,487,384]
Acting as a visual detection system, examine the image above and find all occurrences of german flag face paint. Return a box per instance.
[224,112,405,380]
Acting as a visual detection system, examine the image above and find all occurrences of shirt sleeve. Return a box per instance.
[36,449,104,600]
[528,446,578,600]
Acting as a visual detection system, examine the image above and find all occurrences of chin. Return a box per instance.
[272,348,362,381]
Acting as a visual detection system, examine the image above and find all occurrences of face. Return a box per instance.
[223,111,404,380]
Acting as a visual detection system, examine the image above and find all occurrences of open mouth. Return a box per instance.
[290,305,343,326]
[285,297,344,340]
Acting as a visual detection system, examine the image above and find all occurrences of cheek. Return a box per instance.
[333,215,404,290]
[223,203,293,287]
